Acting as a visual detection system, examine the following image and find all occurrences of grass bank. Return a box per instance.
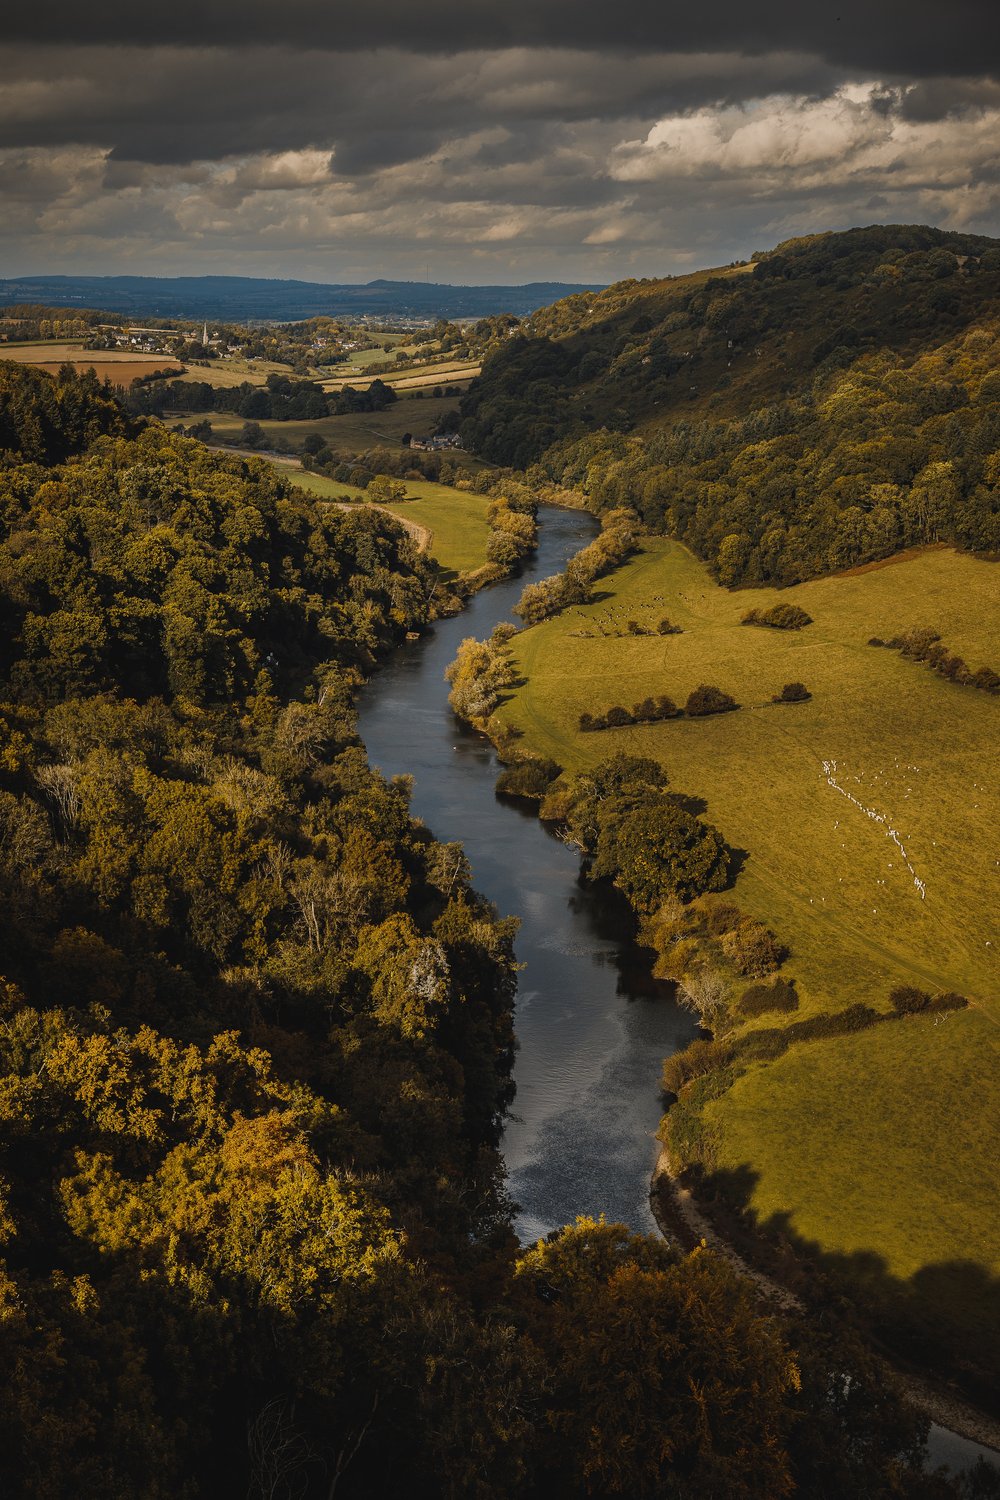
[494,534,1000,1397]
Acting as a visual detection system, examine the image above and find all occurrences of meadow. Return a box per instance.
[501,540,1000,1014]
[173,355,296,388]
[281,467,492,578]
[497,537,1000,1346]
[1,341,182,385]
[319,358,480,393]
[179,394,467,455]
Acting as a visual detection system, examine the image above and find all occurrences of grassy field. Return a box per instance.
[173,356,295,388]
[175,395,468,457]
[706,1009,1000,1280]
[282,469,491,577]
[331,336,414,373]
[500,540,1000,1014]
[703,1009,1000,1379]
[1,342,182,385]
[497,537,1000,1353]
[320,358,479,393]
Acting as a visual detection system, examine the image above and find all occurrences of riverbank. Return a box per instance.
[650,1144,1000,1459]
[355,503,702,1241]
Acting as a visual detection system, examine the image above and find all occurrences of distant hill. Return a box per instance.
[460,224,1000,468]
[0,274,603,322]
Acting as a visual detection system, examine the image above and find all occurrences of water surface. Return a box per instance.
[357,505,696,1239]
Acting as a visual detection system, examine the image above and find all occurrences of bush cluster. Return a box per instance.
[580,682,750,730]
[557,754,732,910]
[741,603,813,629]
[738,979,800,1018]
[685,683,740,716]
[579,695,680,732]
[889,985,968,1014]
[872,626,1000,694]
[773,681,811,703]
[516,508,640,626]
[495,756,562,799]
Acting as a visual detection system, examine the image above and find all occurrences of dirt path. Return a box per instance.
[217,448,435,553]
[650,1146,1000,1455]
[330,500,432,553]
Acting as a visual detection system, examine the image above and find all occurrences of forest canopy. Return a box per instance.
[0,362,989,1497]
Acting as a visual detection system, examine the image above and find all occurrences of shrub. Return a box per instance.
[495,757,562,799]
[686,684,739,717]
[972,666,1000,694]
[742,604,812,630]
[889,984,968,1015]
[738,979,799,1018]
[605,705,634,728]
[889,984,933,1014]
[661,1037,734,1096]
[705,904,742,936]
[721,918,786,977]
[927,990,969,1013]
[677,967,732,1026]
[774,681,811,703]
[657,618,683,635]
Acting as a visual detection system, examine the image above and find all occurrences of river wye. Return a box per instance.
[357,504,697,1241]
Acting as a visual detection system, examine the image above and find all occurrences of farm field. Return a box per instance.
[1,342,182,384]
[500,539,1000,1013]
[331,336,415,372]
[282,468,492,577]
[497,537,1000,1354]
[320,358,479,393]
[172,355,296,388]
[176,394,468,456]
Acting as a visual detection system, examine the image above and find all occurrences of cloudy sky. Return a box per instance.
[2,2,999,284]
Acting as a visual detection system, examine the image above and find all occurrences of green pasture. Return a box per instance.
[320,358,479,393]
[703,1008,1000,1376]
[173,356,296,388]
[706,1008,1000,1282]
[178,395,468,456]
[500,538,1000,1354]
[331,336,410,372]
[283,469,491,577]
[500,540,1000,1015]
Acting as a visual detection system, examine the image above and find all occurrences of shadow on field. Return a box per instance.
[674,1160,1000,1412]
[669,792,708,817]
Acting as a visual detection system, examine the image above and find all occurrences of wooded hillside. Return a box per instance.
[460,225,1000,585]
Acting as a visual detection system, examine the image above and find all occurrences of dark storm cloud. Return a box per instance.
[0,44,842,165]
[3,0,1000,79]
[1,1,999,282]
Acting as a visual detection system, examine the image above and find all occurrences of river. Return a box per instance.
[357,503,697,1240]
[356,502,995,1476]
